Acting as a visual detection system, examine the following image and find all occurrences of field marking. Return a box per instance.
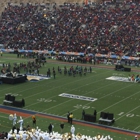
[47,84,134,112]
[0,63,100,97]
[0,67,98,99]
[64,87,140,115]
[0,74,73,99]
[25,78,111,108]
[0,115,8,119]
[133,125,140,131]
[25,79,132,111]
[59,93,97,102]
[25,74,115,108]
[23,69,110,100]
[13,71,117,120]
[116,105,140,121]
[0,64,103,98]
[0,65,139,132]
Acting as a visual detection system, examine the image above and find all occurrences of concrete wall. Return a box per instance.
[0,0,101,14]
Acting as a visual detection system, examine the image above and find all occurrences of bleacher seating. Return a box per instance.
[0,1,139,58]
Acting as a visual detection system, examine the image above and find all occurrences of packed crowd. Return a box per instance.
[0,1,139,57]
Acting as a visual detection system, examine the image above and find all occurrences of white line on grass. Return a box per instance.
[98,90,140,114]
[25,78,109,108]
[24,71,111,107]
[133,125,140,131]
[0,115,8,119]
[26,79,132,113]
[69,88,140,118]
[13,71,117,120]
[0,74,73,99]
[25,74,115,108]
[60,84,135,116]
[1,63,101,98]
[23,69,110,100]
[51,84,134,113]
[115,105,140,121]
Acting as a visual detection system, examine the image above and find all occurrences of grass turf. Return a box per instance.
[0,53,140,140]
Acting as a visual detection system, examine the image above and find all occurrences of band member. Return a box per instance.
[18,116,23,130]
[13,114,17,126]
[70,125,75,135]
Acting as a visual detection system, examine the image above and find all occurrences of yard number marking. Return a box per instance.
[74,104,95,109]
[37,98,55,102]
[118,112,135,117]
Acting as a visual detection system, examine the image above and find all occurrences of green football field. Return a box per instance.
[0,53,140,140]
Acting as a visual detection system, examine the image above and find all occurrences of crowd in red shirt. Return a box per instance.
[0,1,139,57]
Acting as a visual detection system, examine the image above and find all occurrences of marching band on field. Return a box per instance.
[7,114,114,140]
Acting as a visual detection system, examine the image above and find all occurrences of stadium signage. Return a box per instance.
[59,93,97,102]
[106,76,130,82]
[0,48,140,60]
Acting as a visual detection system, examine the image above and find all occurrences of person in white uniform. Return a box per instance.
[18,116,24,130]
[13,113,17,126]
[22,131,28,140]
[70,125,75,135]
[43,133,50,140]
[15,132,21,140]
[7,130,13,140]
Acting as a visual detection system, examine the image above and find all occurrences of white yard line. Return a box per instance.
[0,69,95,99]
[115,105,140,121]
[0,75,69,99]
[23,69,109,100]
[0,115,8,119]
[25,71,111,107]
[26,79,133,113]
[61,84,135,116]
[25,78,116,108]
[133,125,140,131]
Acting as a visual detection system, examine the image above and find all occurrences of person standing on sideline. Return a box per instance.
[32,115,36,127]
[67,112,70,123]
[82,110,85,120]
[48,123,53,134]
[94,109,97,121]
[60,122,64,133]
[70,125,75,135]
[69,113,73,124]
[94,109,97,117]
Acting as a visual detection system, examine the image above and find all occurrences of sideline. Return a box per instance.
[0,105,139,137]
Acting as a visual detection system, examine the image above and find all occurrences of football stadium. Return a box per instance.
[0,0,140,139]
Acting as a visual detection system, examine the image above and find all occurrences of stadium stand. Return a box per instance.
[0,0,139,57]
